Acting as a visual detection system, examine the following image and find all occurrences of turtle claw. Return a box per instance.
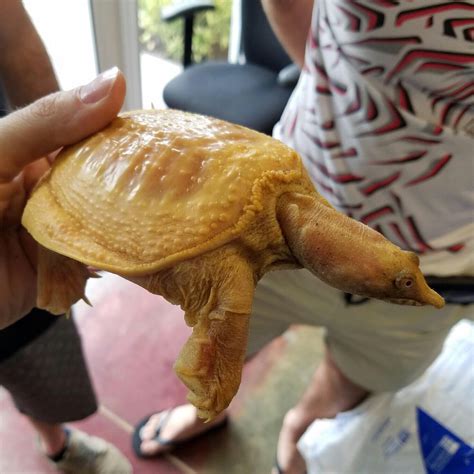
[174,333,234,420]
[187,389,222,422]
[186,380,232,422]
[174,360,228,420]
[82,295,93,307]
[87,269,102,279]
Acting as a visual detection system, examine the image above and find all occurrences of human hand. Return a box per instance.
[0,67,126,328]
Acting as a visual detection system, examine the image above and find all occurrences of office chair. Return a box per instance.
[161,0,299,134]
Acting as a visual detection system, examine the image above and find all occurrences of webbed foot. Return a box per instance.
[174,308,250,421]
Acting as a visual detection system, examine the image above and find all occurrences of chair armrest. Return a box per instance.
[277,63,300,87]
[161,0,215,22]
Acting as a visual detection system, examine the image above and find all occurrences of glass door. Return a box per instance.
[24,0,97,90]
[26,0,241,111]
[136,0,237,108]
[89,0,142,111]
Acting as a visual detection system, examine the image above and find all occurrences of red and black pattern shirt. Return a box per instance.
[276,0,474,275]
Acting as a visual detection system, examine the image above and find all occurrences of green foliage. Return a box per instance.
[138,0,231,63]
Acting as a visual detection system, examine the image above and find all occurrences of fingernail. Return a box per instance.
[79,67,119,104]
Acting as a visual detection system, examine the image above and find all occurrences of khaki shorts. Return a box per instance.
[248,269,472,392]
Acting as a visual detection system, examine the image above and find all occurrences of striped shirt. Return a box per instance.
[276,0,474,275]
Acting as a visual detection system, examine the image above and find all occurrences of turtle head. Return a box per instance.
[277,193,444,308]
[356,250,445,309]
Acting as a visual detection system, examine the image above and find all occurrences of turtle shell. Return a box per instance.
[22,109,313,275]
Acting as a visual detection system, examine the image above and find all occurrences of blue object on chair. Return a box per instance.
[162,0,299,134]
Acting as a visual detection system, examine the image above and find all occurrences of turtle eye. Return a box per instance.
[395,274,414,290]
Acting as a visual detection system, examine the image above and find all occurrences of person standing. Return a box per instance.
[0,1,131,472]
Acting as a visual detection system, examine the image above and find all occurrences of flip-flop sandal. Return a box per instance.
[274,459,285,474]
[274,456,307,474]
[132,408,227,458]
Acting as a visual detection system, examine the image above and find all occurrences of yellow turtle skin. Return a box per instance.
[23,109,315,275]
[22,109,444,420]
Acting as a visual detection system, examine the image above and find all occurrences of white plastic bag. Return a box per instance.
[298,320,474,474]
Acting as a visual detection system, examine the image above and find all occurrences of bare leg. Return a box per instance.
[272,348,369,474]
[26,417,67,456]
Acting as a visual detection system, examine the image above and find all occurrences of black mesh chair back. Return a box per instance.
[162,0,298,134]
[241,0,292,72]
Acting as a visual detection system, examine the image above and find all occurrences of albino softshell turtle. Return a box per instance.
[22,109,444,420]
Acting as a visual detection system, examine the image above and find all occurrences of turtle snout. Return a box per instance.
[419,286,445,309]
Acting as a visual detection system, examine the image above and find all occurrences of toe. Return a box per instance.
[139,412,166,441]
[139,439,167,457]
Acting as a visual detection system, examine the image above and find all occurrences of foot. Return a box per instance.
[38,427,68,458]
[272,409,308,474]
[272,350,369,474]
[137,404,228,457]
[47,428,132,474]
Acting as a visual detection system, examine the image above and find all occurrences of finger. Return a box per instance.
[0,66,126,182]
[23,157,51,191]
[46,149,61,164]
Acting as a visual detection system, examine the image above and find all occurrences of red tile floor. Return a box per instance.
[0,273,324,474]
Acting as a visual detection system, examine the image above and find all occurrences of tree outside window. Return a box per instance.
[138,0,232,64]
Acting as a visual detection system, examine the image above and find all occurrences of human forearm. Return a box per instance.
[261,0,314,68]
[0,0,59,108]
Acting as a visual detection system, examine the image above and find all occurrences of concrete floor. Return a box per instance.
[0,273,324,473]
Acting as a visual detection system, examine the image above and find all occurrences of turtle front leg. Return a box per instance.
[173,253,255,421]
[36,245,92,314]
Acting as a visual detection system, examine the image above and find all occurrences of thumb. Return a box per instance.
[0,66,126,182]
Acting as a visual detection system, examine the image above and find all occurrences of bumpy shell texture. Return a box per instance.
[23,109,308,275]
